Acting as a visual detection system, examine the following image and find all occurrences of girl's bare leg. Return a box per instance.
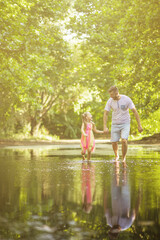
[81,151,85,160]
[87,151,91,160]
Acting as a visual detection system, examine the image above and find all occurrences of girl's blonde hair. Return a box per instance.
[82,112,90,123]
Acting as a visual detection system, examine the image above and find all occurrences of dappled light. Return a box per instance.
[0,0,159,139]
[0,1,160,239]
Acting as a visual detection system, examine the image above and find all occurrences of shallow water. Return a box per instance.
[0,144,160,240]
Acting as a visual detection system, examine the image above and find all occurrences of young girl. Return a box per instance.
[80,112,104,160]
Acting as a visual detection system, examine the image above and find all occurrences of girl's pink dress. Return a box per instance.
[81,123,95,153]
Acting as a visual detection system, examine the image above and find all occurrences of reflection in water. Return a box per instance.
[104,162,141,239]
[0,147,160,239]
[81,161,95,213]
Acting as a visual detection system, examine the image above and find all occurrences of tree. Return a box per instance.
[0,0,72,135]
[67,0,160,134]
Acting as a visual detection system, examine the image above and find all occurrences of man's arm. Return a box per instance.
[103,110,109,133]
[131,108,143,133]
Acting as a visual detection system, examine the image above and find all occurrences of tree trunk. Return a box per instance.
[30,117,42,136]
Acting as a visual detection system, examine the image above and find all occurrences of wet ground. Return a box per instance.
[0,143,160,240]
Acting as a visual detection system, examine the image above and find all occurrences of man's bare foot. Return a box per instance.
[122,158,126,162]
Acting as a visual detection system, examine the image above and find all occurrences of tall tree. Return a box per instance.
[0,0,72,135]
[67,0,160,134]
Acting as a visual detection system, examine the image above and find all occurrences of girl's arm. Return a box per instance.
[92,123,104,134]
[81,122,87,136]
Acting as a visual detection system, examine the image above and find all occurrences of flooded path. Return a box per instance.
[0,143,160,239]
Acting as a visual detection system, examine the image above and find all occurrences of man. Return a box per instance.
[103,86,143,162]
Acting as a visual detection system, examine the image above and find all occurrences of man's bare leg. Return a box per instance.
[122,139,128,162]
[112,142,119,161]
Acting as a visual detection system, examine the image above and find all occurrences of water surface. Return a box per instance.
[0,143,160,240]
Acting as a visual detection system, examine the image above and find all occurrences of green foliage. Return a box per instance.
[67,0,160,137]
[142,108,160,134]
[0,0,159,138]
[0,0,72,136]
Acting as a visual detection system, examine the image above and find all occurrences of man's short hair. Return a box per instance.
[109,86,119,93]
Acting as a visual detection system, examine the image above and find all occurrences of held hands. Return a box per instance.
[103,127,109,134]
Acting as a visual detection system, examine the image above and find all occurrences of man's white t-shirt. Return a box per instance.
[104,95,135,125]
